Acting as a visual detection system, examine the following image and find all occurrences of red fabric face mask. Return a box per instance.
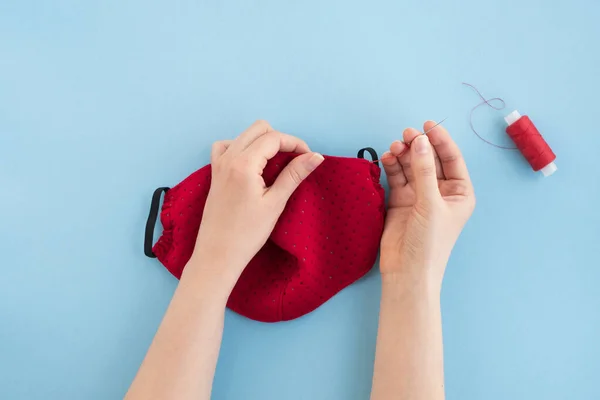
[144,148,385,322]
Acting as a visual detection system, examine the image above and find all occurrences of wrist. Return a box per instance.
[180,256,243,302]
[380,265,443,298]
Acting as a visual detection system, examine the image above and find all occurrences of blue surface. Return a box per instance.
[2,1,600,399]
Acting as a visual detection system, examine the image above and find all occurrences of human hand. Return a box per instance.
[380,121,475,291]
[186,120,324,290]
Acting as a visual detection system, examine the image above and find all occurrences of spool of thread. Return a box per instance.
[504,110,557,177]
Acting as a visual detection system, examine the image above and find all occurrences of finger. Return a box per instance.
[434,152,445,179]
[400,127,444,181]
[266,152,324,205]
[424,120,471,182]
[389,140,408,158]
[410,135,440,203]
[229,120,274,153]
[398,128,422,182]
[429,139,445,180]
[244,131,311,170]
[210,140,233,162]
[381,149,406,188]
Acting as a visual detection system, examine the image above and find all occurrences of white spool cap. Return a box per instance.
[504,110,521,126]
[540,162,558,177]
[504,109,557,177]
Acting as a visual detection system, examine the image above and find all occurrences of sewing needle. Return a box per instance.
[372,117,449,163]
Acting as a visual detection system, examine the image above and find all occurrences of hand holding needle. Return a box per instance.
[372,117,448,163]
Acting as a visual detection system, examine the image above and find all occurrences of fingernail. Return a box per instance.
[306,153,324,171]
[413,135,430,154]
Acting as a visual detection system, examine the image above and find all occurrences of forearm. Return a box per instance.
[370,270,445,400]
[125,263,232,400]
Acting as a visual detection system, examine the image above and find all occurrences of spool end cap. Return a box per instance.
[541,162,557,177]
[505,110,522,126]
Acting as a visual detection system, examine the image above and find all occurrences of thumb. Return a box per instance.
[267,152,325,204]
[410,135,440,203]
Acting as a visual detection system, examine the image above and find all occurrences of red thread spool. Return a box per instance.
[504,110,557,177]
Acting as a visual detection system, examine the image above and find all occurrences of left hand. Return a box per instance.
[187,120,324,290]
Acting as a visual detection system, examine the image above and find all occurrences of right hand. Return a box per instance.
[379,121,476,291]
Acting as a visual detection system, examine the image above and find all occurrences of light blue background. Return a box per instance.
[1,0,599,399]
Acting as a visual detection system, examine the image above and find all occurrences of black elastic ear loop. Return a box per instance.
[144,187,170,258]
[357,147,379,167]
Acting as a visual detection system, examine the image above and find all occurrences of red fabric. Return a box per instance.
[153,152,385,322]
[506,115,556,171]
